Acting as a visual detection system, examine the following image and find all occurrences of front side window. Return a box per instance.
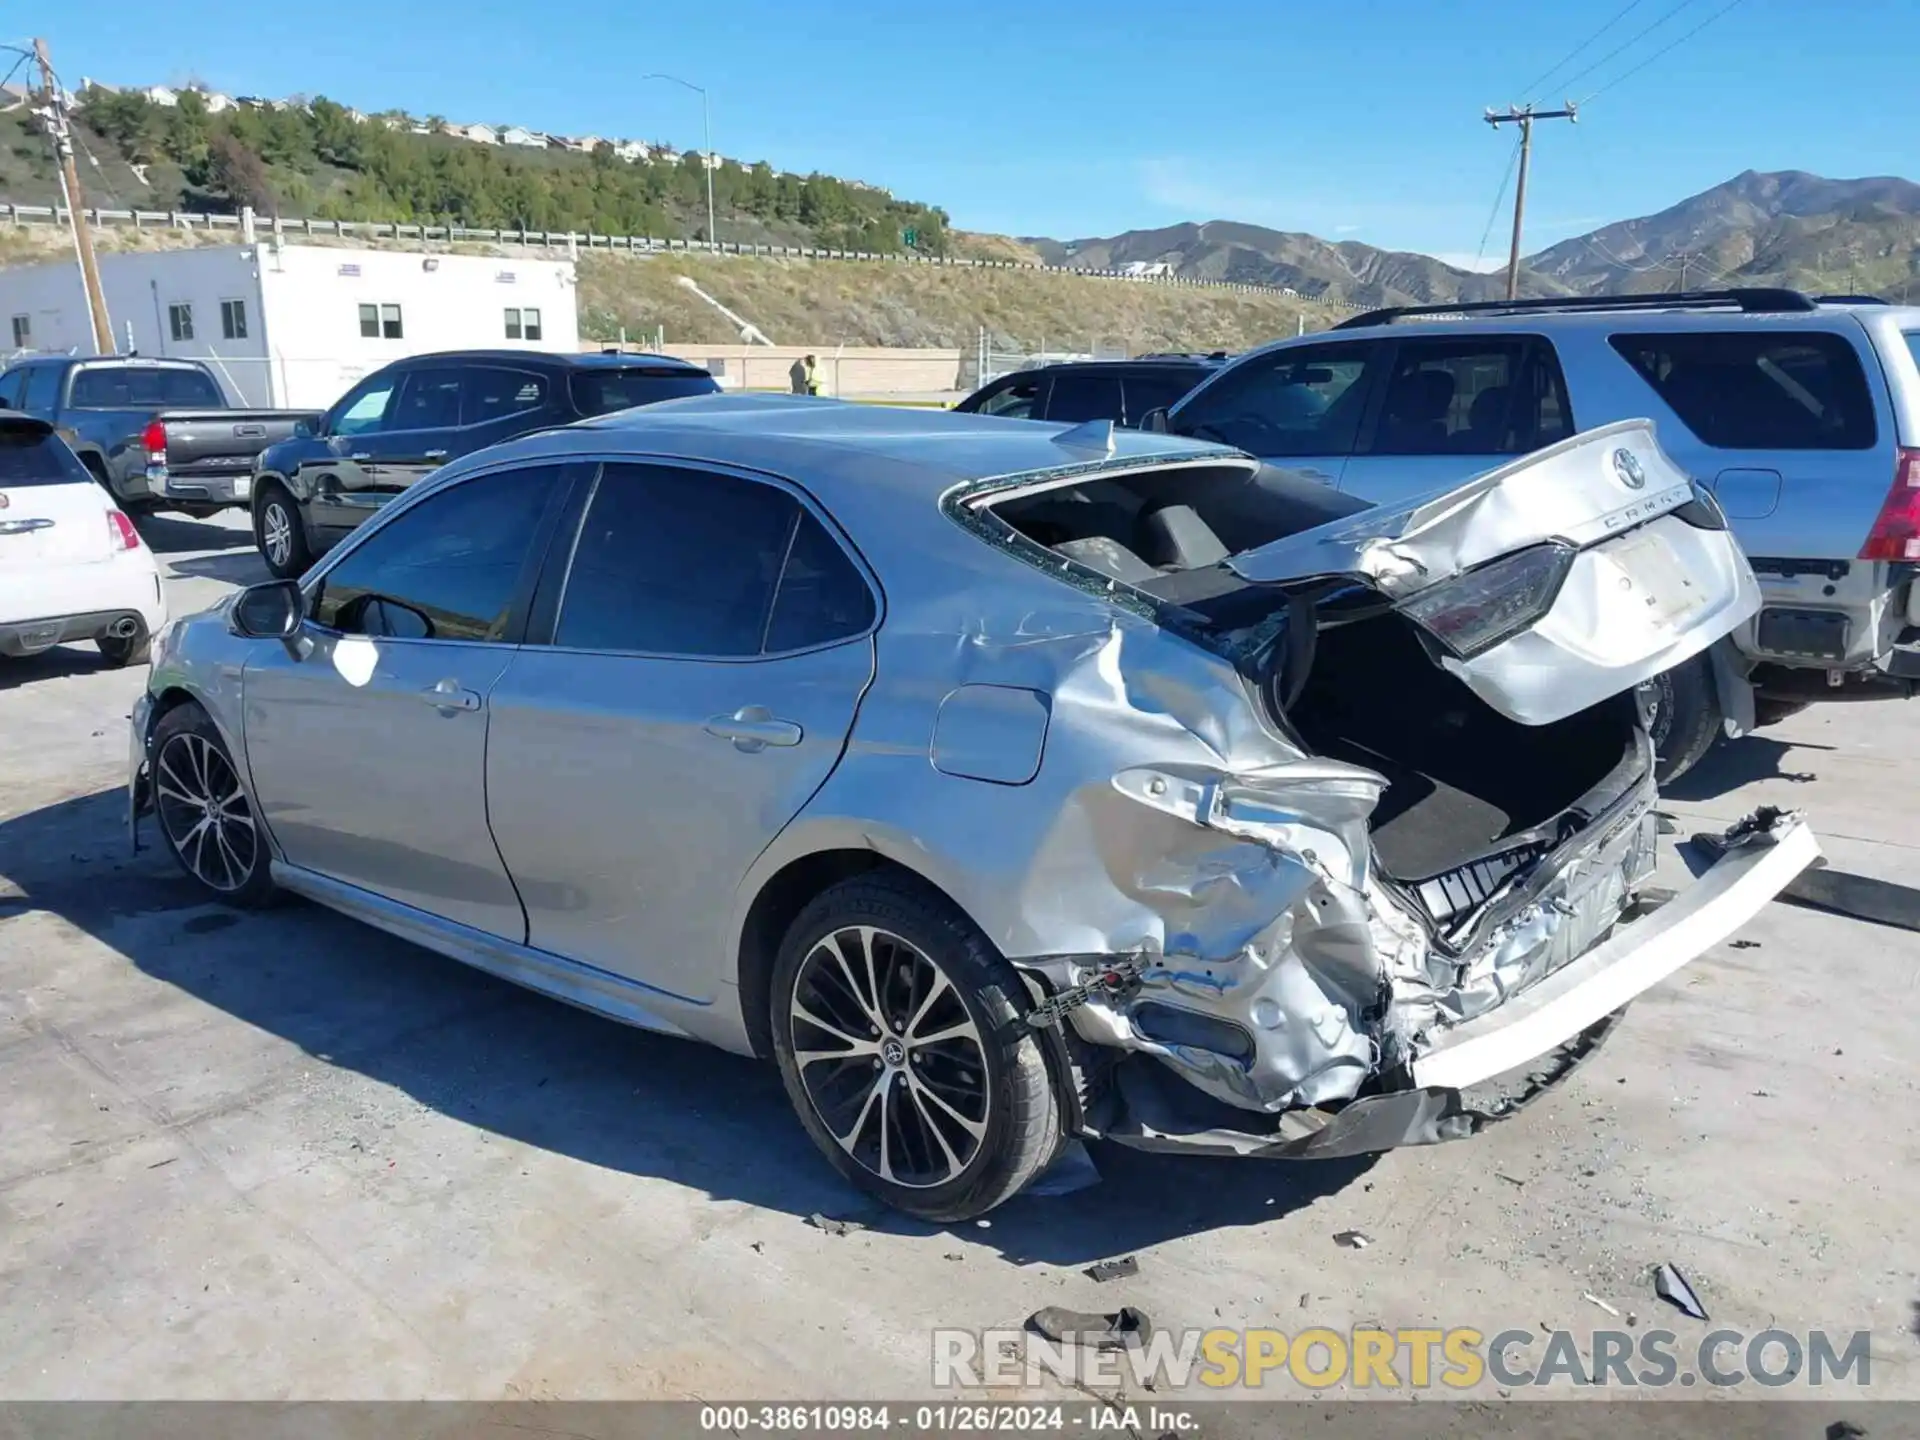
[329,375,400,436]
[10,314,29,348]
[0,369,27,409]
[554,463,871,657]
[311,465,563,641]
[391,368,464,431]
[168,303,194,342]
[221,299,248,340]
[973,375,1046,419]
[1175,342,1378,456]
[1610,331,1876,450]
[1369,338,1573,456]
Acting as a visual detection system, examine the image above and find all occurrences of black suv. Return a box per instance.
[953,354,1227,429]
[250,350,718,576]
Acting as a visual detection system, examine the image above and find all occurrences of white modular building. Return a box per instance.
[0,242,580,408]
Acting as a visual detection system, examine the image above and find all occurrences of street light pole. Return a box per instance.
[641,73,716,246]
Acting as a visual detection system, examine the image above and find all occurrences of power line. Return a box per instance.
[1474,133,1524,269]
[1577,0,1751,102]
[1548,0,1706,99]
[1517,0,1652,104]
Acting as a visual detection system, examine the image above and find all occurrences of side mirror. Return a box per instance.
[1139,407,1170,434]
[231,579,305,640]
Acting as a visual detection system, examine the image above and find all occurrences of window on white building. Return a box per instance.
[168,303,194,342]
[359,303,405,339]
[221,299,248,340]
[10,314,28,348]
[503,307,543,342]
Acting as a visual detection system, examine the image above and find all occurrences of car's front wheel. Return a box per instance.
[150,701,277,906]
[254,484,311,579]
[771,874,1061,1222]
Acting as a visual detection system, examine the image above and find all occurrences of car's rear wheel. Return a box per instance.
[1644,654,1723,785]
[771,874,1060,1222]
[150,702,277,907]
[254,484,310,579]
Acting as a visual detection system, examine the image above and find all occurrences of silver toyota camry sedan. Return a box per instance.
[129,395,1818,1221]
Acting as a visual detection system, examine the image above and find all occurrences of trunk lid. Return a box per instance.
[1222,420,1762,726]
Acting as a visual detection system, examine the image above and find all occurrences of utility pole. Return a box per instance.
[1485,103,1577,301]
[32,39,113,354]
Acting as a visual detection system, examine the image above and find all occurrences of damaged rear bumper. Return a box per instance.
[1071,807,1819,1160]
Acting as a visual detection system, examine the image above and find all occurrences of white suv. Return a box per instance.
[1151,289,1920,779]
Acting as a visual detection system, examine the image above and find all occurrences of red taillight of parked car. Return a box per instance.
[1860,448,1920,562]
[107,509,142,551]
[142,420,167,461]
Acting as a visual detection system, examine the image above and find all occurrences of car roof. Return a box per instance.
[454,392,1239,502]
[1010,357,1224,377]
[393,349,711,373]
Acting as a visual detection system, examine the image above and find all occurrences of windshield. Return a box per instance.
[570,369,718,416]
[0,423,95,486]
[67,366,224,410]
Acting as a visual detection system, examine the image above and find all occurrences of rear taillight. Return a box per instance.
[108,509,142,551]
[142,420,167,461]
[1860,448,1920,561]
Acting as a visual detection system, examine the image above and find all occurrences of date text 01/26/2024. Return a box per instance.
[697,1405,1196,1433]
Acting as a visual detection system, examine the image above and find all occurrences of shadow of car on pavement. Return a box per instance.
[1661,733,1832,803]
[0,785,1374,1263]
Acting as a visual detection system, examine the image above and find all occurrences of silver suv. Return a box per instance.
[1153,289,1920,778]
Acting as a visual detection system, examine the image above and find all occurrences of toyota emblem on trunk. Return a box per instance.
[1612,447,1646,489]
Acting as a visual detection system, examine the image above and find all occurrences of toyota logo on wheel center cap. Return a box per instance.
[881,1037,907,1067]
[1611,447,1646,489]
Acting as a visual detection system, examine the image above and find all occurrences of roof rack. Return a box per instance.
[1810,294,1890,305]
[1332,287,1820,330]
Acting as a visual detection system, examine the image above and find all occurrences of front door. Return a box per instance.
[485,461,877,1002]
[1337,336,1576,507]
[242,462,573,939]
[1168,340,1381,489]
[301,370,403,542]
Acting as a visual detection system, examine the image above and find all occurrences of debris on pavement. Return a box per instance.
[1496,1172,1527,1188]
[1027,1306,1153,1351]
[1085,1256,1139,1283]
[1730,939,1762,949]
[806,1213,866,1237]
[1333,1230,1373,1250]
[1826,1421,1868,1440]
[1027,1139,1102,1197]
[1582,1293,1621,1317]
[1653,1263,1709,1321]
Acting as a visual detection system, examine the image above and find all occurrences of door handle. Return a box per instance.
[424,449,448,461]
[349,451,372,462]
[420,678,482,713]
[704,705,803,752]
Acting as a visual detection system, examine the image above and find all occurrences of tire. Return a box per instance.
[1644,653,1723,785]
[254,484,311,579]
[96,622,151,668]
[149,701,278,907]
[771,874,1061,1222]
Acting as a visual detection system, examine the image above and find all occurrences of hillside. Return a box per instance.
[1026,221,1571,307]
[8,88,952,257]
[1525,169,1920,297]
[0,222,1328,352]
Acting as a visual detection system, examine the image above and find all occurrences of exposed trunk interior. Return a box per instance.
[981,460,1644,891]
[1281,611,1639,881]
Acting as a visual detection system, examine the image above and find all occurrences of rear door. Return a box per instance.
[1224,419,1761,726]
[1120,369,1204,428]
[1168,340,1382,488]
[1339,336,1576,505]
[964,372,1051,420]
[484,460,877,1003]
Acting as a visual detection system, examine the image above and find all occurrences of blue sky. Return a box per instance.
[34,0,1920,263]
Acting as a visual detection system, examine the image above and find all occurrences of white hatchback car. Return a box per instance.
[0,411,167,667]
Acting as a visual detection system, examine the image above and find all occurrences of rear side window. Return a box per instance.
[555,463,872,656]
[463,368,549,426]
[391,368,464,431]
[1370,338,1574,455]
[1121,372,1200,425]
[0,423,94,486]
[1045,371,1125,424]
[67,366,223,409]
[1610,331,1876,450]
[19,365,60,416]
[569,368,718,417]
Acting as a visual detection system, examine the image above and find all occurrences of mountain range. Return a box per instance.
[1025,170,1920,308]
